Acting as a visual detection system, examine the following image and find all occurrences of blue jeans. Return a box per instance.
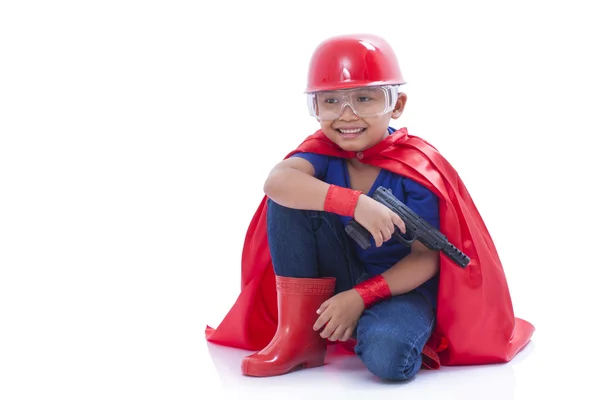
[266,199,436,381]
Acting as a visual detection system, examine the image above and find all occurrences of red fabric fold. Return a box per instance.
[206,128,534,367]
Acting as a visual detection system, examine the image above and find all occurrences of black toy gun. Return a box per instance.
[345,186,470,268]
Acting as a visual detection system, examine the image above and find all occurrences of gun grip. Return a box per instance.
[345,220,371,249]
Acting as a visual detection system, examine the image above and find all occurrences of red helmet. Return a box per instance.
[305,34,406,93]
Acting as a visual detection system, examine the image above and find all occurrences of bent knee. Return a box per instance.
[266,198,287,213]
[267,198,310,216]
[266,198,301,221]
[357,335,422,381]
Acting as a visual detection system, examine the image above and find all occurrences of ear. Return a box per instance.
[391,92,407,119]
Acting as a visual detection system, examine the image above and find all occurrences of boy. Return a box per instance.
[205,34,534,381]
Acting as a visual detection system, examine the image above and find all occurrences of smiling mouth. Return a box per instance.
[336,128,366,136]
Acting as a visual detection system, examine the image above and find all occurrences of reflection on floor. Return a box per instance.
[205,339,532,400]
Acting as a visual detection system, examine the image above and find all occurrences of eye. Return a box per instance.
[324,98,338,104]
[357,96,371,102]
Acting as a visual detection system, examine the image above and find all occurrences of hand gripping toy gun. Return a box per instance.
[345,186,470,268]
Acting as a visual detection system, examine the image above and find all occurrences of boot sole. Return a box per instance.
[241,353,326,377]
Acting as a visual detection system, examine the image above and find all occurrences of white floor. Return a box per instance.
[202,328,596,400]
[205,340,527,400]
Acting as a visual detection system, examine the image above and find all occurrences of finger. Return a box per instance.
[313,311,331,331]
[382,226,392,241]
[387,221,395,235]
[341,328,354,342]
[373,231,383,247]
[316,300,330,315]
[328,324,346,342]
[320,318,337,339]
[392,214,407,233]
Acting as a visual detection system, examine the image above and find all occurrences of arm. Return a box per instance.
[380,178,440,295]
[380,240,440,296]
[353,180,441,306]
[350,240,439,310]
[263,157,331,211]
[313,229,439,341]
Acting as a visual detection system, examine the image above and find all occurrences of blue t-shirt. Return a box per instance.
[291,128,440,309]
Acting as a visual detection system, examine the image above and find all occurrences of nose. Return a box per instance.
[338,103,359,120]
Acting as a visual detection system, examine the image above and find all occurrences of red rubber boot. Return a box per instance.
[241,276,336,377]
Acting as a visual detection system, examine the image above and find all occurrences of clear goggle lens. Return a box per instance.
[307,85,399,120]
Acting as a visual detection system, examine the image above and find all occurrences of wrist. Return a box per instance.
[353,275,392,308]
[323,185,362,217]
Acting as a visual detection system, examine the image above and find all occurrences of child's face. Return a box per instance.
[317,90,407,152]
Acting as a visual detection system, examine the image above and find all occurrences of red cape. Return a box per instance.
[205,127,534,368]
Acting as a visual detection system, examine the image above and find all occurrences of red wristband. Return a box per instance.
[323,185,362,217]
[354,275,392,308]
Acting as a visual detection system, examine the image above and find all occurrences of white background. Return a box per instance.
[1,1,599,399]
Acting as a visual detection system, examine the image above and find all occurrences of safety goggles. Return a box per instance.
[307,85,399,120]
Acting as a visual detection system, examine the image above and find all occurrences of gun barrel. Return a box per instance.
[373,186,470,268]
[442,243,470,268]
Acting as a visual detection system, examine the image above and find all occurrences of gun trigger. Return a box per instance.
[393,230,414,246]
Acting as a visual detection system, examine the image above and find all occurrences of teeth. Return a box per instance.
[339,128,363,134]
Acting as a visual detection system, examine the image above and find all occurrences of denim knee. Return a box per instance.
[266,198,326,232]
[357,331,422,381]
[267,198,309,227]
[267,198,295,217]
